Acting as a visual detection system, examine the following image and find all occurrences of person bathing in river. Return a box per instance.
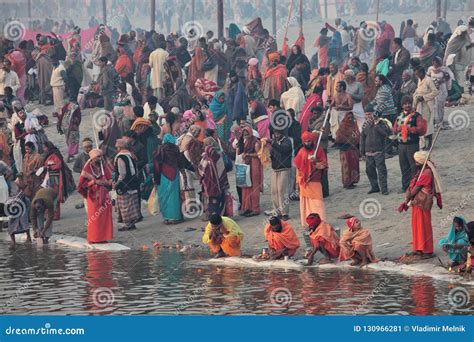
[30,188,57,244]
[305,213,340,266]
[339,216,377,266]
[263,216,300,260]
[202,214,243,258]
[439,216,469,268]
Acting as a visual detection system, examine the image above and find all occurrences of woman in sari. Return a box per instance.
[306,67,328,98]
[418,33,443,70]
[21,141,42,199]
[439,216,469,267]
[199,144,229,219]
[236,126,262,217]
[41,141,75,220]
[153,133,183,224]
[77,149,113,243]
[209,91,230,142]
[299,85,324,133]
[335,112,360,190]
[57,101,81,163]
[8,177,31,248]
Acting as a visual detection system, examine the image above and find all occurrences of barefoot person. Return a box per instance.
[263,216,300,260]
[294,131,328,226]
[305,213,340,266]
[339,216,377,266]
[30,188,57,244]
[77,149,113,243]
[399,151,443,260]
[439,216,468,268]
[113,138,141,231]
[202,214,243,258]
[8,178,31,248]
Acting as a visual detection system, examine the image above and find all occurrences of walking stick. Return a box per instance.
[406,124,443,206]
[310,104,331,159]
[90,112,105,176]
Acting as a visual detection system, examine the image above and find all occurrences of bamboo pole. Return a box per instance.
[102,0,107,25]
[272,0,276,36]
[150,0,155,31]
[217,0,224,39]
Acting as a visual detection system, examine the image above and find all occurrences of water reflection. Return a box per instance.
[0,242,471,315]
[410,277,436,315]
[83,251,117,314]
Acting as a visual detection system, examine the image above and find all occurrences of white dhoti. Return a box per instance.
[330,109,346,138]
[0,175,8,204]
[13,141,22,173]
[403,38,416,53]
[352,102,366,131]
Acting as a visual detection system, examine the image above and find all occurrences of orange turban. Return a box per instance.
[131,117,152,131]
[268,52,280,62]
[306,213,322,229]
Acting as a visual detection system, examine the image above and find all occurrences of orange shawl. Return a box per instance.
[264,64,288,95]
[264,221,300,254]
[310,221,339,252]
[339,227,376,262]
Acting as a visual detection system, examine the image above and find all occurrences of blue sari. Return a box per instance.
[439,217,469,263]
[157,134,183,222]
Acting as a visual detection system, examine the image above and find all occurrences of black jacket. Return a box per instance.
[288,120,302,153]
[270,136,293,170]
[360,119,392,155]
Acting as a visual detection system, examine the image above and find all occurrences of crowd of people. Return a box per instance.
[1,10,474,271]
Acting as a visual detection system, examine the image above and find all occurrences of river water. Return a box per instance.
[0,242,471,315]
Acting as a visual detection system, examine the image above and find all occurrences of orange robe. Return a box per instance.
[410,168,434,254]
[115,53,132,78]
[310,221,340,258]
[208,235,241,257]
[339,228,376,262]
[202,217,243,257]
[264,221,300,256]
[294,146,328,225]
[77,160,113,243]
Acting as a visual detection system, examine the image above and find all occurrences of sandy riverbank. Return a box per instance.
[5,98,471,274]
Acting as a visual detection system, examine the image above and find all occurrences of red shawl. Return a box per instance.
[77,159,112,203]
[264,64,288,97]
[293,132,327,182]
[299,93,322,132]
[153,143,180,183]
[335,112,360,146]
